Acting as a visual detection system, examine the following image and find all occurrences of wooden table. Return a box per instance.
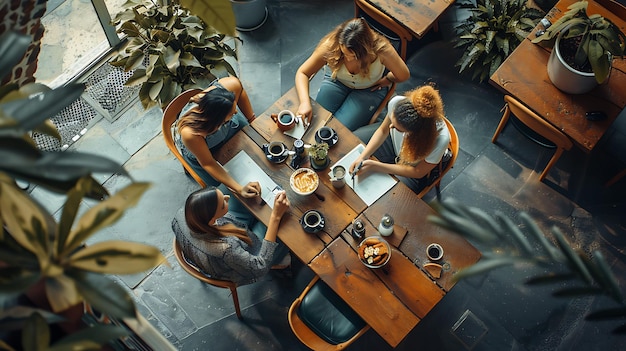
[215,87,481,347]
[365,0,456,39]
[489,0,626,152]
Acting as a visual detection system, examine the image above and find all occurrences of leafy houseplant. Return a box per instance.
[429,199,626,335]
[454,0,544,82]
[0,31,166,350]
[532,1,626,90]
[110,0,239,110]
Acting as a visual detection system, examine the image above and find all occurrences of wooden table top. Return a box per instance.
[217,87,480,347]
[489,0,626,152]
[365,0,456,39]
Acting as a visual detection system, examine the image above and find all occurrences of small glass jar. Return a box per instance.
[378,214,394,237]
[352,219,365,239]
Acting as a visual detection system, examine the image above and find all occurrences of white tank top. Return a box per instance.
[335,57,385,89]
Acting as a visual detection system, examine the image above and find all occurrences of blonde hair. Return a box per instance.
[395,85,445,165]
[185,188,252,245]
[320,18,390,79]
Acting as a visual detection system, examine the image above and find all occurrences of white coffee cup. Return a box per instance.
[268,141,287,158]
[427,243,444,260]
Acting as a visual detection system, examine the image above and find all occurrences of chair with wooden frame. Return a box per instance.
[354,0,413,124]
[173,238,242,319]
[288,275,370,350]
[161,88,206,187]
[417,117,459,199]
[492,95,573,182]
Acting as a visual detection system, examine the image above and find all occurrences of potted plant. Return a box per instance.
[454,0,544,82]
[110,0,239,110]
[308,142,329,170]
[0,31,167,350]
[532,1,626,94]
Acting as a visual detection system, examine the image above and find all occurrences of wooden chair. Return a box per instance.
[354,0,413,124]
[492,95,573,182]
[172,238,243,319]
[288,275,370,350]
[417,117,459,200]
[161,88,206,187]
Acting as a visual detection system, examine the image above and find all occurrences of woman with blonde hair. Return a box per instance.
[295,18,409,131]
[172,187,292,286]
[349,84,451,194]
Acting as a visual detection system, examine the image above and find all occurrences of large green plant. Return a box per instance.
[429,199,626,335]
[0,31,166,350]
[454,0,544,82]
[532,0,626,84]
[110,0,239,110]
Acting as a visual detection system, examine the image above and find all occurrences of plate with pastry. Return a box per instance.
[358,236,391,268]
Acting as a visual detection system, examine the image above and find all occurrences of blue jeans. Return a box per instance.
[315,68,389,131]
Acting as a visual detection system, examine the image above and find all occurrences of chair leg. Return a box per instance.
[435,182,441,201]
[492,106,510,143]
[539,148,564,182]
[229,287,242,319]
[605,169,626,187]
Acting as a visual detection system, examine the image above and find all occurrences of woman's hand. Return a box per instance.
[271,191,290,219]
[349,157,366,175]
[296,102,313,126]
[240,181,261,198]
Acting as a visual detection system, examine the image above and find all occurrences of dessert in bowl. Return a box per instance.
[358,236,391,268]
[290,168,319,195]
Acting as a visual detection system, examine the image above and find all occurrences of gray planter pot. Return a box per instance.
[230,0,268,31]
[547,32,598,94]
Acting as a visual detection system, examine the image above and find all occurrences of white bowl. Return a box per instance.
[290,168,319,195]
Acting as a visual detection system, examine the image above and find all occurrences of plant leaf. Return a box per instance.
[68,270,137,320]
[453,256,520,282]
[586,307,626,321]
[0,31,31,81]
[551,226,593,284]
[553,286,604,298]
[68,240,166,274]
[64,182,151,254]
[525,272,577,285]
[519,212,560,260]
[22,312,50,351]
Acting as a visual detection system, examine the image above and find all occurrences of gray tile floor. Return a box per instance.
[35,0,626,349]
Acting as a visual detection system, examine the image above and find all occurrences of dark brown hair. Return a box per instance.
[177,87,235,134]
[184,187,251,244]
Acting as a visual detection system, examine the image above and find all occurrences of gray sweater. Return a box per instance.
[172,208,278,286]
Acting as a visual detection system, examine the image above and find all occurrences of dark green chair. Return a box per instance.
[288,275,369,350]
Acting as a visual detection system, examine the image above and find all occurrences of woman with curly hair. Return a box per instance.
[172,187,292,286]
[295,18,409,131]
[349,84,451,194]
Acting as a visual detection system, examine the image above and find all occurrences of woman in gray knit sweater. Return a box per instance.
[173,187,291,286]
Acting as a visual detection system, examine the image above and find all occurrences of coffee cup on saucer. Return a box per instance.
[427,243,444,261]
[315,126,338,147]
[300,210,325,233]
[266,141,289,162]
[271,110,297,132]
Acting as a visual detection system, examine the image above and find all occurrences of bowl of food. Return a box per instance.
[358,236,391,268]
[290,168,319,195]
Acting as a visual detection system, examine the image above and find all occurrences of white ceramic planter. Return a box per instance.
[547,33,598,94]
[230,0,268,31]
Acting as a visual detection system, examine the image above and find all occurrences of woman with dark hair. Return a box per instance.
[172,187,291,285]
[295,18,409,131]
[349,84,451,194]
[176,76,261,199]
